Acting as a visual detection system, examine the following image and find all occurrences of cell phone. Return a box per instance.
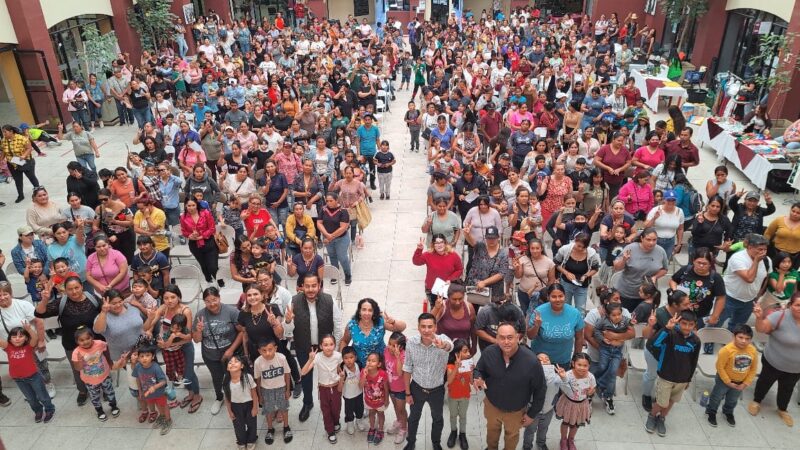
[564,207,575,214]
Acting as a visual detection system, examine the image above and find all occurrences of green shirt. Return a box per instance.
[414,63,427,84]
[768,269,799,300]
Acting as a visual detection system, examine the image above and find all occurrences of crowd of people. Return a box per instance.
[1,4,800,450]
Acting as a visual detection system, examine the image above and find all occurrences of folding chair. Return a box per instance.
[42,317,67,363]
[274,264,289,289]
[322,264,344,309]
[170,264,204,308]
[169,225,194,264]
[4,263,30,301]
[624,323,648,395]
[692,327,734,400]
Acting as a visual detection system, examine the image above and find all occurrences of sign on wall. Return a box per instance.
[183,3,196,24]
[354,0,370,16]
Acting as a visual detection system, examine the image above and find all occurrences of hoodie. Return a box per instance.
[183,172,220,204]
[66,169,101,209]
[652,327,701,383]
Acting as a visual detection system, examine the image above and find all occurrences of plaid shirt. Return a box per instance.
[2,134,31,160]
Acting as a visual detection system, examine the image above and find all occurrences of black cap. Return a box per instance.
[485,226,500,239]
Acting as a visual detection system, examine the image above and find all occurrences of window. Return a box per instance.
[388,0,411,11]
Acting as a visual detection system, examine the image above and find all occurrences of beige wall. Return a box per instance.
[40,0,114,29]
[328,0,376,23]
[726,0,795,22]
[0,0,18,44]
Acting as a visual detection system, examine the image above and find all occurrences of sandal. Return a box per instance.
[147,411,158,423]
[188,396,203,414]
[179,395,193,409]
[138,411,149,423]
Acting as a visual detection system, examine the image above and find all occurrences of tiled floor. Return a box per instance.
[1,87,800,449]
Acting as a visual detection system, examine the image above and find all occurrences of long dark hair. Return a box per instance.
[352,298,381,326]
[221,355,254,401]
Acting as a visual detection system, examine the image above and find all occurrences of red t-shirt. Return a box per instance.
[6,344,38,379]
[242,208,273,238]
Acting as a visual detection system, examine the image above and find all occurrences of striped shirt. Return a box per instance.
[402,334,453,390]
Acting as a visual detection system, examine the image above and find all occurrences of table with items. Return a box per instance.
[631,69,687,113]
[695,118,793,190]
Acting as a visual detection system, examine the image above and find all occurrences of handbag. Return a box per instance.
[215,231,229,254]
[422,127,432,140]
[353,199,372,230]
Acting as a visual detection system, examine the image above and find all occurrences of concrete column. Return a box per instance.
[5,0,67,123]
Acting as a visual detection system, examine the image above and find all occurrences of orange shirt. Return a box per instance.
[110,177,144,207]
[447,363,472,399]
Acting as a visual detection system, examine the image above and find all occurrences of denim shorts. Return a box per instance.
[390,391,406,401]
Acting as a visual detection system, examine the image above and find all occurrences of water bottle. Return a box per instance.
[699,391,710,407]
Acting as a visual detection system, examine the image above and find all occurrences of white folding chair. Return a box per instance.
[274,264,289,289]
[170,264,204,307]
[533,127,548,139]
[4,263,31,301]
[692,327,734,400]
[42,316,67,362]
[624,323,648,395]
[322,264,343,310]
[169,225,193,263]
[377,90,390,111]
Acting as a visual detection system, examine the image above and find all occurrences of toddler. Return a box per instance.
[51,257,79,295]
[132,344,172,434]
[0,322,55,422]
[360,352,390,445]
[160,313,190,390]
[523,353,562,450]
[341,346,369,434]
[591,303,633,414]
[23,258,48,304]
[71,327,127,421]
[126,278,159,317]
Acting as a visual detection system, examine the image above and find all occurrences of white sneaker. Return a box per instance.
[210,399,223,415]
[46,383,56,399]
[386,420,400,435]
[394,430,406,445]
[345,421,355,435]
[356,417,368,432]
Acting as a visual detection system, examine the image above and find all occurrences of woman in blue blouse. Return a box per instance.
[526,283,586,367]
[338,298,407,366]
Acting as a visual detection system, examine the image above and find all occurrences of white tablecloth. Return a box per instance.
[695,119,791,190]
[631,69,688,113]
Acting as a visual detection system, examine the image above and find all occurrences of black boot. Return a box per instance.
[446,430,457,448]
[642,395,653,412]
[459,433,468,450]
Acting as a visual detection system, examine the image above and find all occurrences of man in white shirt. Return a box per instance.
[721,233,770,332]
[197,37,217,60]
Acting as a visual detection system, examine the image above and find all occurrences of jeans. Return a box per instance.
[87,376,117,409]
[132,107,153,128]
[267,206,289,231]
[76,153,97,174]
[203,356,226,401]
[642,348,659,397]
[406,382,445,447]
[753,354,800,411]
[410,129,420,150]
[349,219,359,242]
[448,397,469,430]
[522,408,554,449]
[70,109,91,130]
[114,99,133,125]
[594,344,624,398]
[14,372,55,413]
[326,234,352,279]
[518,288,534,316]
[88,102,103,124]
[164,207,181,227]
[561,279,588,313]
[175,36,188,59]
[231,400,257,445]
[181,342,200,394]
[706,375,742,415]
[657,236,675,260]
[775,136,800,150]
[719,296,754,333]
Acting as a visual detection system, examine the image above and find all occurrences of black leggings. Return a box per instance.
[203,356,226,402]
[9,160,39,197]
[753,354,800,411]
[189,239,219,282]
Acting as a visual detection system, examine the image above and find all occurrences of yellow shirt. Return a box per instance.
[715,342,758,385]
[133,208,169,252]
[765,216,800,253]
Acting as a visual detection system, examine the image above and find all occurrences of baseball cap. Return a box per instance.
[745,191,760,200]
[555,92,567,100]
[511,231,527,242]
[17,226,34,236]
[485,226,500,239]
[663,190,677,201]
[19,123,30,130]
[498,153,511,160]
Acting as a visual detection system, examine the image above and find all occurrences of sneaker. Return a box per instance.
[210,399,223,415]
[292,382,302,399]
[724,413,735,427]
[99,121,104,129]
[641,395,652,412]
[747,401,761,416]
[283,426,293,443]
[160,418,172,435]
[458,433,468,450]
[395,429,407,445]
[707,412,717,427]
[77,392,88,406]
[43,411,54,423]
[328,433,337,444]
[152,416,165,429]
[645,414,657,434]
[330,278,337,285]
[447,430,457,448]
[0,393,10,407]
[356,417,369,431]
[604,398,615,415]
[333,423,341,433]
[386,195,390,200]
[374,430,384,444]
[656,415,667,436]
[386,421,400,435]
[367,428,376,443]
[46,383,56,399]
[380,193,385,200]
[110,404,120,418]
[217,279,225,288]
[265,428,275,445]
[345,421,355,435]
[777,410,794,427]
[34,411,44,423]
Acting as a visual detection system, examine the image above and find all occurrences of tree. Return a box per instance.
[78,26,118,79]
[659,0,709,54]
[748,32,800,116]
[127,0,178,52]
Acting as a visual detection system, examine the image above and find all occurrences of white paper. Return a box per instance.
[431,277,450,298]
[541,364,557,380]
[464,191,479,203]
[458,359,473,373]
[10,157,26,166]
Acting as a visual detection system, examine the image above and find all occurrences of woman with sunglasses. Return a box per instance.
[26,186,62,238]
[93,188,135,264]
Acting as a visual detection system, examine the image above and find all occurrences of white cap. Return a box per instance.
[555,92,568,100]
